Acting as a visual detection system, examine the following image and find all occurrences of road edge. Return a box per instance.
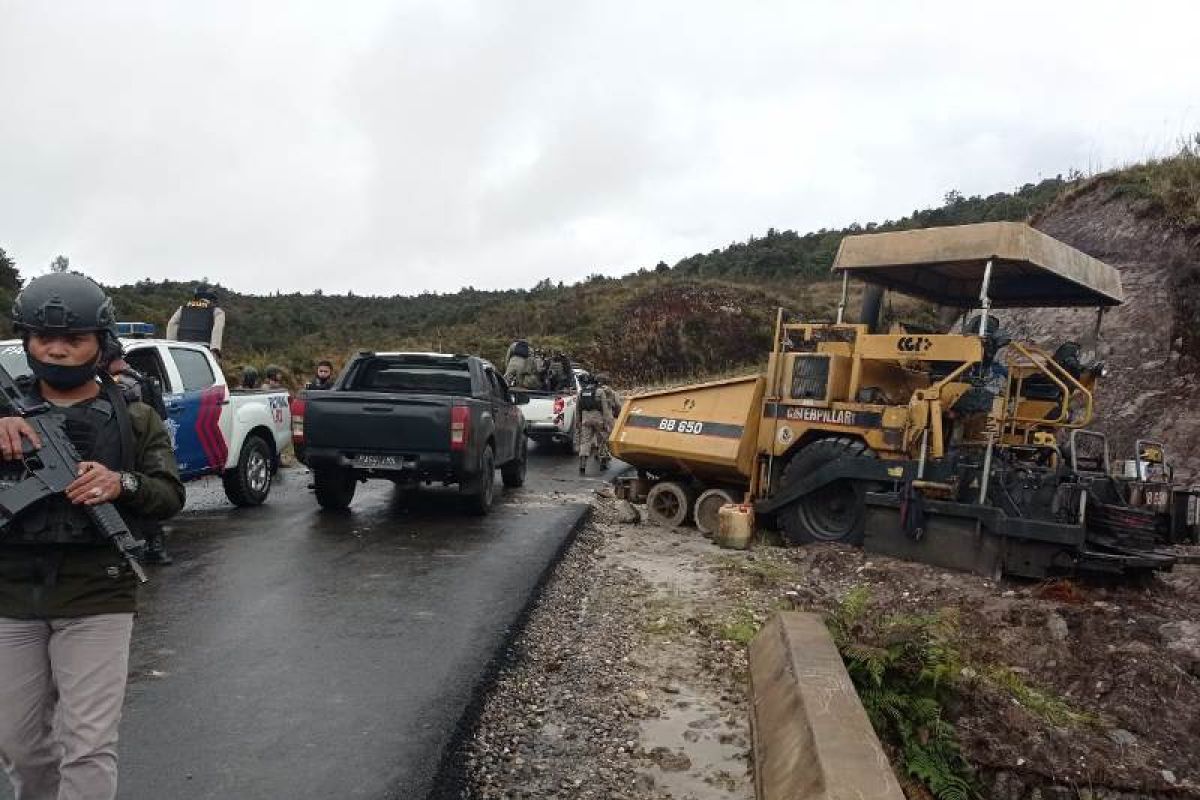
[423,500,594,800]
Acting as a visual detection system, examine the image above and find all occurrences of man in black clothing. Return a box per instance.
[306,360,335,390]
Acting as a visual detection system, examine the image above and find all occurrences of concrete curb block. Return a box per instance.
[749,612,904,800]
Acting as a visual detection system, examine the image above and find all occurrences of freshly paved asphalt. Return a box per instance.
[0,445,619,800]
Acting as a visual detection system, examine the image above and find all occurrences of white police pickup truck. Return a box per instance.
[517,368,591,453]
[0,335,292,506]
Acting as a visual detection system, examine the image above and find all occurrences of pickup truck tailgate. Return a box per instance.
[305,392,451,453]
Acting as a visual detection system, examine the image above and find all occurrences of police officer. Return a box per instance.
[306,360,335,390]
[104,343,173,565]
[239,365,261,390]
[576,373,613,474]
[593,372,621,467]
[0,273,185,800]
[504,339,531,385]
[166,284,225,358]
[263,364,286,391]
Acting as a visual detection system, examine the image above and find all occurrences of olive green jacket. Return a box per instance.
[0,401,185,618]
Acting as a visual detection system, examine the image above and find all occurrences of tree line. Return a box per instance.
[0,175,1071,386]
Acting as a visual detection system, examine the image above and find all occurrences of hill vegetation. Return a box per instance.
[0,172,1094,386]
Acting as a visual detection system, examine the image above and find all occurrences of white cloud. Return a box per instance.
[1,0,1197,295]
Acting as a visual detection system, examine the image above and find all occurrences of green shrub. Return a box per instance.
[827,587,978,800]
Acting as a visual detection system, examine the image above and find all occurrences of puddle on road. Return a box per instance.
[638,683,750,799]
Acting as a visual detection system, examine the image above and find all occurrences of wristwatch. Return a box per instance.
[119,472,141,498]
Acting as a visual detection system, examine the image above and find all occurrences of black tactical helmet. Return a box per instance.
[12,273,117,337]
[264,364,284,380]
[240,365,260,388]
[194,283,218,303]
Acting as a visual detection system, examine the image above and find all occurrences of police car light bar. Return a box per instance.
[117,322,157,338]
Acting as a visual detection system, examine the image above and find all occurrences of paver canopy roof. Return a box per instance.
[832,222,1124,308]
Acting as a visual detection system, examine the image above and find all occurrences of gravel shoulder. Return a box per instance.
[459,492,1200,799]
[460,494,755,800]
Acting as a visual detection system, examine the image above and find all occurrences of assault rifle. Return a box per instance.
[0,364,147,583]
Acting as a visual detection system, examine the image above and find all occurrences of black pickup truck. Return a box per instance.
[299,351,529,514]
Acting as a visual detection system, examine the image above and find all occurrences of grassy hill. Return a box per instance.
[0,171,1105,387]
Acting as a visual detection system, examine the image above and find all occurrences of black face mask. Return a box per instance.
[26,353,99,391]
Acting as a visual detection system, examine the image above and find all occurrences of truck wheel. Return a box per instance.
[778,438,876,545]
[566,417,580,455]
[314,468,357,510]
[694,488,737,537]
[501,440,527,488]
[222,435,274,507]
[646,481,695,528]
[463,446,496,515]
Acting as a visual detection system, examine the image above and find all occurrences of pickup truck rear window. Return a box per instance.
[351,358,473,395]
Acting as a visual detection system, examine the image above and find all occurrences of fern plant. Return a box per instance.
[827,587,978,800]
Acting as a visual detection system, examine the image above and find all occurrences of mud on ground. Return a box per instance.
[462,495,1200,799]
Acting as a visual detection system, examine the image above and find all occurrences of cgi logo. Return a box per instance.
[897,336,932,353]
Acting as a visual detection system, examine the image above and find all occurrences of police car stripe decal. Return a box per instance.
[625,414,744,439]
[195,386,229,469]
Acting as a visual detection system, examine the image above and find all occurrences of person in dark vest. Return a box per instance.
[0,273,184,800]
[305,360,335,390]
[263,364,287,392]
[576,373,613,474]
[166,284,225,359]
[239,365,261,390]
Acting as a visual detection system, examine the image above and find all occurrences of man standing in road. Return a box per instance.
[104,342,174,565]
[0,273,185,800]
[576,374,613,474]
[306,360,335,390]
[594,373,621,466]
[166,284,226,360]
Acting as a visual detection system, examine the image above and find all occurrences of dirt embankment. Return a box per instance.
[1012,181,1200,477]
[460,494,1200,799]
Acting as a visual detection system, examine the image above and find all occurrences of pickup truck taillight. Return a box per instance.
[553,396,565,415]
[290,397,306,443]
[450,405,470,451]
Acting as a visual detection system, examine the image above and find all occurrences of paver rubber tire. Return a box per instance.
[314,467,357,510]
[222,435,273,507]
[778,437,878,546]
[694,487,737,537]
[501,440,527,488]
[645,481,695,528]
[463,446,496,516]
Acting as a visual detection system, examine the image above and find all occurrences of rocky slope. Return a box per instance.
[1008,178,1200,478]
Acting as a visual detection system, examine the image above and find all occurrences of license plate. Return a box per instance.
[355,455,401,469]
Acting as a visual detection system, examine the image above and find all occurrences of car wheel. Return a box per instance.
[314,467,357,510]
[222,435,273,507]
[501,440,527,488]
[463,446,495,515]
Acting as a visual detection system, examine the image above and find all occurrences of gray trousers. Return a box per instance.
[0,614,134,800]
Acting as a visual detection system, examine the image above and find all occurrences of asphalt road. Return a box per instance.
[0,445,619,800]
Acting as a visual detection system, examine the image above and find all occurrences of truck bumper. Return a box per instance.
[526,423,571,442]
[304,447,476,483]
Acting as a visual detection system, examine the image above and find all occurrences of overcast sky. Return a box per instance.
[2,1,1198,296]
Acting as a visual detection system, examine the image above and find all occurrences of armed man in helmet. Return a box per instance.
[0,273,185,800]
[166,283,225,359]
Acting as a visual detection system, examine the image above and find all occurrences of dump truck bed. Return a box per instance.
[609,375,765,486]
